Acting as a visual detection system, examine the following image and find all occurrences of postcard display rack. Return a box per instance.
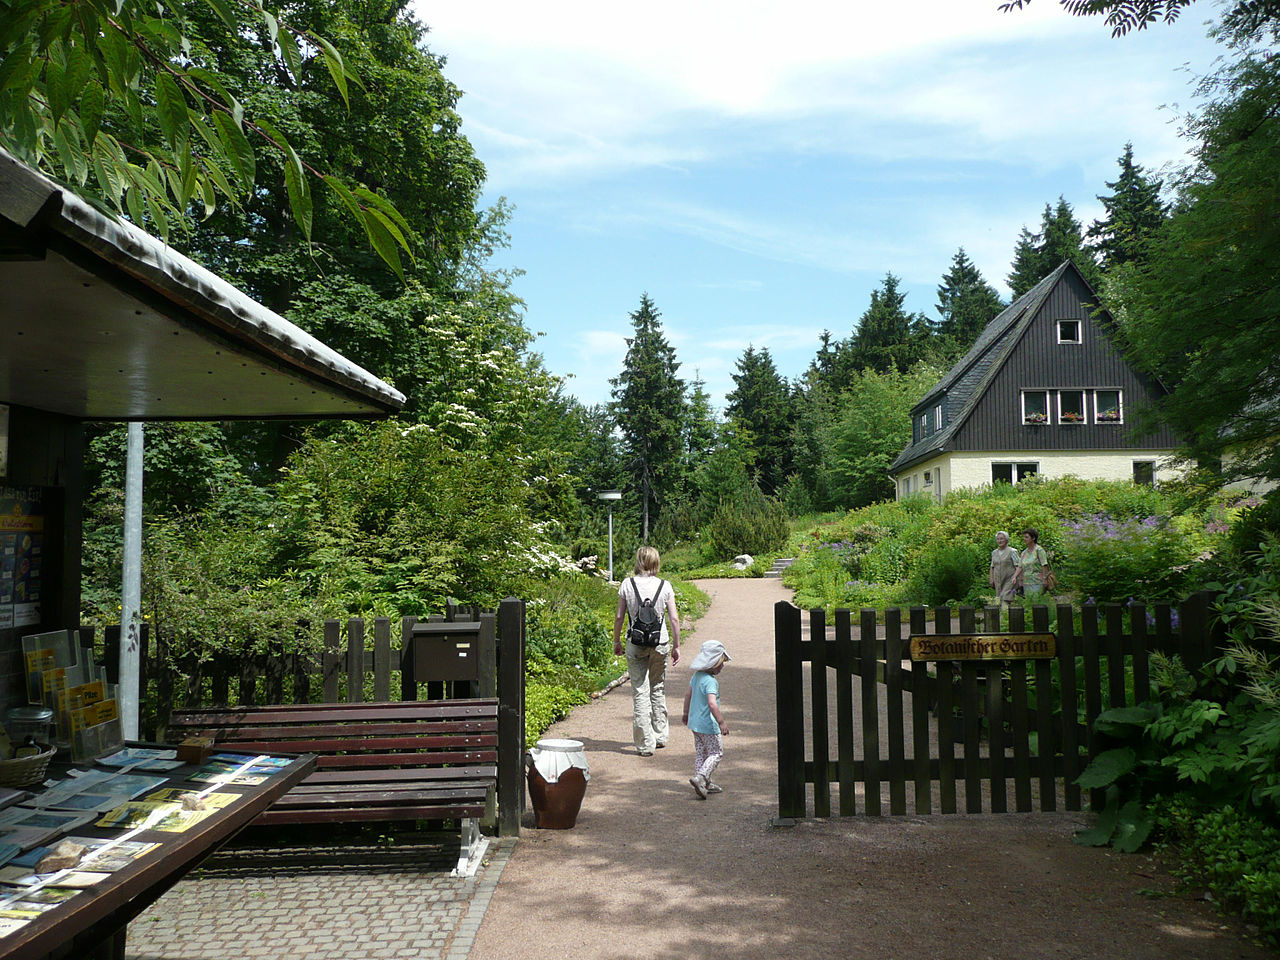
[0,746,315,960]
[18,630,120,764]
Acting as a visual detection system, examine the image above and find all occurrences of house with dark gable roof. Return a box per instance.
[889,261,1181,500]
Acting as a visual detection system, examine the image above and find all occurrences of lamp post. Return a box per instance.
[596,490,622,582]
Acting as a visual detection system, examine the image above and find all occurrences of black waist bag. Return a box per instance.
[627,578,665,647]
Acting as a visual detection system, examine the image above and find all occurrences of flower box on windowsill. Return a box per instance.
[1060,413,1085,424]
[1024,414,1048,425]
[1097,411,1121,423]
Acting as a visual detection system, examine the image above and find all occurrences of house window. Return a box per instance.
[920,413,929,435]
[1059,389,1087,424]
[1022,390,1049,425]
[1095,389,1123,423]
[1057,319,1081,344]
[901,476,912,496]
[934,405,942,430]
[992,462,1040,485]
[924,470,933,486]
[1133,461,1155,486]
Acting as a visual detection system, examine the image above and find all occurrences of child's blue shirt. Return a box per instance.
[688,671,721,735]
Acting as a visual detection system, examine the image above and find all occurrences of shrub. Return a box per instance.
[1057,514,1191,603]
[525,681,590,747]
[702,484,789,560]
[906,542,986,606]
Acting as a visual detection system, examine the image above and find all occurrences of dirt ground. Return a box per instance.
[470,578,1271,960]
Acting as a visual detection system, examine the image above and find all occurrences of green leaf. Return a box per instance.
[277,30,303,84]
[1073,791,1120,847]
[211,110,255,188]
[187,67,239,114]
[148,195,170,243]
[360,207,403,279]
[1075,747,1138,789]
[1093,702,1160,736]
[200,158,236,203]
[124,183,146,227]
[354,186,412,239]
[312,33,349,108]
[280,143,312,241]
[322,174,363,222]
[198,174,216,218]
[65,41,91,97]
[155,73,189,150]
[201,0,237,31]
[1111,800,1155,853]
[45,53,69,123]
[79,81,105,148]
[53,121,88,185]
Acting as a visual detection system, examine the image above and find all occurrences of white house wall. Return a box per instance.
[894,448,1182,500]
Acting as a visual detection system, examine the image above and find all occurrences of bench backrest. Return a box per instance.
[168,699,499,772]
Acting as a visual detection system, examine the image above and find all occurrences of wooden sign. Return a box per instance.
[910,633,1056,661]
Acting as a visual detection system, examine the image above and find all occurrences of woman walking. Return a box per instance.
[1016,527,1051,598]
[613,546,681,756]
[989,530,1021,602]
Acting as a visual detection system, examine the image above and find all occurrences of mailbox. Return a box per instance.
[406,620,483,683]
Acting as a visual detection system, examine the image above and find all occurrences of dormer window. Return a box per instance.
[934,405,942,430]
[1057,319,1081,344]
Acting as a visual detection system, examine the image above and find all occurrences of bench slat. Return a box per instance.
[202,735,497,755]
[171,699,497,725]
[256,803,488,826]
[314,750,497,769]
[303,765,497,786]
[274,786,491,807]
[167,720,497,740]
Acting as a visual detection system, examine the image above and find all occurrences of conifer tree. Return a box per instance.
[845,274,931,374]
[683,371,721,479]
[935,248,1005,357]
[725,346,794,493]
[610,294,686,541]
[1008,198,1102,296]
[1088,143,1169,272]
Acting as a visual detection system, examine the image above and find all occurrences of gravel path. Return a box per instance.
[471,578,1268,960]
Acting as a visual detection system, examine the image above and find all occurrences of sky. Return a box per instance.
[411,0,1225,411]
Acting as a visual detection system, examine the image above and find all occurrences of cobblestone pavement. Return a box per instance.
[126,831,513,960]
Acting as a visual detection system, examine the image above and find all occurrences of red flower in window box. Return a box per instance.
[1024,412,1047,424]
[1061,411,1084,423]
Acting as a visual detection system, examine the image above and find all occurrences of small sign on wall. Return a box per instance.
[910,633,1056,661]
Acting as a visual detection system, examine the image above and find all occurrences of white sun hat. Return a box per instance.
[689,640,732,672]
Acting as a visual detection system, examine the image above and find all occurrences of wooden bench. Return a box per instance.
[167,698,498,876]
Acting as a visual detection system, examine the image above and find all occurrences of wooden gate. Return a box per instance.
[774,595,1216,819]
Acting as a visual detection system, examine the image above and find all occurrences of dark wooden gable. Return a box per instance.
[953,266,1178,453]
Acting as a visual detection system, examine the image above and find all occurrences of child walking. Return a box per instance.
[682,640,731,800]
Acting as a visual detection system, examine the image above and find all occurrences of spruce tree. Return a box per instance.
[1088,143,1169,272]
[610,294,686,541]
[683,371,721,480]
[725,346,794,493]
[846,274,930,375]
[936,248,1005,356]
[1008,198,1102,297]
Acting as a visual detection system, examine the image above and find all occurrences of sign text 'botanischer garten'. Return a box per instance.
[909,633,1056,661]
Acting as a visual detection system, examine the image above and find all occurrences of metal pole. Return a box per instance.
[120,422,144,740]
[607,504,614,583]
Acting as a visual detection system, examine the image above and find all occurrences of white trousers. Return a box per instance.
[626,641,670,752]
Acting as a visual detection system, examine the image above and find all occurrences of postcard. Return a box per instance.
[67,836,158,873]
[97,747,181,771]
[211,753,292,769]
[186,768,268,786]
[0,808,93,833]
[144,789,238,810]
[0,825,60,852]
[0,916,32,937]
[0,790,30,812]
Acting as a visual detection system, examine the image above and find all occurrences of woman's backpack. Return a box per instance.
[627,578,666,647]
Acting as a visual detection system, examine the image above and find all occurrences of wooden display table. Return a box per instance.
[0,746,315,960]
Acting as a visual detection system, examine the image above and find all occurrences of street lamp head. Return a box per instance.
[596,490,622,501]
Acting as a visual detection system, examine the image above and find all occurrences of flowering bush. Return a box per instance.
[1057,513,1192,604]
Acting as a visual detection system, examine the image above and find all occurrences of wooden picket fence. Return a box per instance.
[75,599,527,834]
[774,593,1218,819]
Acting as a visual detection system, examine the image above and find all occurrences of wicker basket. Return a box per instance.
[0,744,56,788]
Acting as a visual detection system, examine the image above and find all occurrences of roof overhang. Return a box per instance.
[0,149,405,421]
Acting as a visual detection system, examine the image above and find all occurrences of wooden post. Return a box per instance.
[859,608,881,817]
[775,601,806,819]
[373,617,392,702]
[323,620,342,704]
[884,608,906,816]
[496,598,525,837]
[347,618,365,704]
[1032,605,1055,812]
[1130,603,1150,704]
[1178,592,1212,678]
[1081,603,1103,810]
[934,605,956,815]
[834,609,855,816]
[909,607,931,815]
[478,612,498,699]
[809,607,830,818]
[399,617,418,702]
[1057,603,1081,811]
